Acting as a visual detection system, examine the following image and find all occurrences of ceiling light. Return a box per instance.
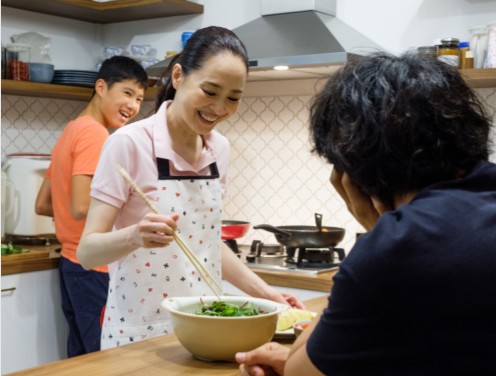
[273,65,289,71]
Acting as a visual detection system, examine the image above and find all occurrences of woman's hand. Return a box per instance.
[135,213,179,248]
[236,342,289,376]
[330,169,380,231]
[263,287,305,310]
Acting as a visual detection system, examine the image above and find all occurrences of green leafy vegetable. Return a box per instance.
[1,243,23,255]
[195,300,267,317]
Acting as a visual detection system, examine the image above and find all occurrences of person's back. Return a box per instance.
[35,56,148,357]
[49,116,109,271]
[310,160,496,375]
[306,51,496,375]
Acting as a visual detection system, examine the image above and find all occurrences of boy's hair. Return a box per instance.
[310,51,492,207]
[97,55,148,90]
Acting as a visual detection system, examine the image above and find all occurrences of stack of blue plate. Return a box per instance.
[52,70,98,87]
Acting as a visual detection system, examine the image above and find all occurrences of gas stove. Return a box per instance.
[245,240,344,275]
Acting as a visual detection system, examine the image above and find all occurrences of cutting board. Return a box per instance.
[1,248,50,261]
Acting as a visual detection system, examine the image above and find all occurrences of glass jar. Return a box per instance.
[417,46,438,58]
[6,43,30,81]
[437,38,460,67]
[458,41,469,69]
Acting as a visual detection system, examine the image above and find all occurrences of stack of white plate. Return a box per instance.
[52,70,98,87]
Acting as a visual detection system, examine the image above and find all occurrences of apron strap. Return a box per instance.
[156,158,219,180]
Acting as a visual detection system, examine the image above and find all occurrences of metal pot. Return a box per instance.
[253,214,345,248]
[221,220,250,240]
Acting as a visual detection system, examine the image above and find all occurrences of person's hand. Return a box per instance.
[236,342,289,376]
[330,169,380,231]
[135,213,179,248]
[263,286,305,309]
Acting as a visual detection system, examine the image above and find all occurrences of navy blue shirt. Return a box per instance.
[307,161,496,375]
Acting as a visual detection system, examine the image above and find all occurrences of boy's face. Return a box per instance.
[98,79,145,128]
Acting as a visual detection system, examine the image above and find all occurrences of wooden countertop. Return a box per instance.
[1,244,337,292]
[1,243,61,276]
[5,296,328,376]
[251,268,337,292]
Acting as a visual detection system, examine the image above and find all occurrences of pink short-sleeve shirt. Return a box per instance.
[90,101,230,230]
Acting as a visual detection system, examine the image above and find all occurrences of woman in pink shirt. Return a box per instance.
[77,26,304,350]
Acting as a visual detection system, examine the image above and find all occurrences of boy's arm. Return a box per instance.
[35,178,54,217]
[70,175,92,220]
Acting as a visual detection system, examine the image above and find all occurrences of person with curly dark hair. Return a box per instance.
[236,51,496,375]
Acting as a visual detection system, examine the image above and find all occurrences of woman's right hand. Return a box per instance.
[330,170,380,231]
[136,213,179,248]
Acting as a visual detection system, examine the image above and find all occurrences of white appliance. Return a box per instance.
[2,153,55,236]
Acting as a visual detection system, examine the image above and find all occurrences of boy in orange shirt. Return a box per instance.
[35,56,147,357]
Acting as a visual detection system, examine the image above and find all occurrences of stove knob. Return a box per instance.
[246,254,256,263]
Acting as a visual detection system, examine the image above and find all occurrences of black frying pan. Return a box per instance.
[253,213,345,248]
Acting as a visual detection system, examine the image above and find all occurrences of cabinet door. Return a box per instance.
[1,270,68,374]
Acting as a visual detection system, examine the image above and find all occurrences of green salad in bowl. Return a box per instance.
[162,295,287,361]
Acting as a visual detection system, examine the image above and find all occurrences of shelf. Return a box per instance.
[1,80,159,101]
[1,0,203,24]
[2,69,496,101]
[460,68,496,89]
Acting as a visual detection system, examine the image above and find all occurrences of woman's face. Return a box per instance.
[170,52,247,136]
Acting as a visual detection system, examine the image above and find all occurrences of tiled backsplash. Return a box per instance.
[2,88,496,252]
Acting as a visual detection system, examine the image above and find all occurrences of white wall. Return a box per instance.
[2,0,496,70]
[337,0,496,53]
[1,7,101,70]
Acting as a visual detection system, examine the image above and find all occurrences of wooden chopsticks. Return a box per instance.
[116,164,223,298]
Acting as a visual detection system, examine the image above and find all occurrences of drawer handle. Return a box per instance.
[1,287,16,293]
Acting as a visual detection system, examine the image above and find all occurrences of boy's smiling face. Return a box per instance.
[98,79,145,129]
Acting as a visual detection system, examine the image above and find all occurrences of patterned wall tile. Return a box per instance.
[2,88,496,253]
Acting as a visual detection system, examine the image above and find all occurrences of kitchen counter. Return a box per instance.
[251,268,337,293]
[1,243,61,276]
[5,296,328,376]
[1,244,338,292]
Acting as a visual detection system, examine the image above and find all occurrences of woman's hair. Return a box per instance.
[155,26,249,111]
[310,51,492,207]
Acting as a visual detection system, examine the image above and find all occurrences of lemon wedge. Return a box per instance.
[277,308,315,331]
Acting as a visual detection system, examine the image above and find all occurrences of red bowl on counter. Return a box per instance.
[221,220,250,240]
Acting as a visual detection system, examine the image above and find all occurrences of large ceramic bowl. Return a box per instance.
[161,295,288,361]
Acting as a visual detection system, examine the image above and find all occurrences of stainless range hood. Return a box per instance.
[146,1,383,82]
[233,9,383,81]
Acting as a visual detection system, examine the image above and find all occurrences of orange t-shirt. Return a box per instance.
[46,116,109,273]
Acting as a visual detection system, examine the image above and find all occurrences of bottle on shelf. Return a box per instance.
[437,38,460,67]
[459,41,469,69]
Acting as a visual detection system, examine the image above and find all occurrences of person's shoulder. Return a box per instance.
[69,115,107,133]
[104,118,154,150]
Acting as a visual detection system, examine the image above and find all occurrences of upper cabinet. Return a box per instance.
[1,0,203,24]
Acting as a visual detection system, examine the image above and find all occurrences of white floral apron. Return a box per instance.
[101,157,222,349]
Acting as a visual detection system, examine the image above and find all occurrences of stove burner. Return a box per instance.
[286,247,345,269]
[246,239,346,273]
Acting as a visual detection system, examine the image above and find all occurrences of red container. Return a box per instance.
[221,220,250,240]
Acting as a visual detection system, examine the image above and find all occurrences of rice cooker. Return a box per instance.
[2,153,55,236]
